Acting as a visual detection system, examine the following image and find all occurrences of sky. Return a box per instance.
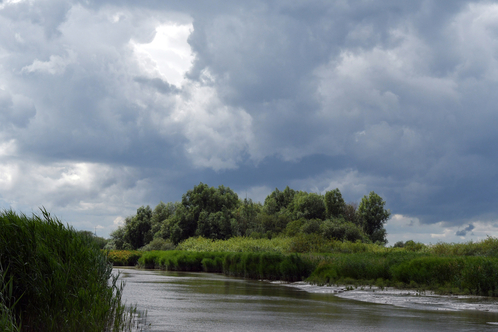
[1,0,498,244]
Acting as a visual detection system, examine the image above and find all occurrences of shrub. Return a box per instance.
[321,220,367,242]
[300,219,323,234]
[107,250,142,266]
[140,238,175,251]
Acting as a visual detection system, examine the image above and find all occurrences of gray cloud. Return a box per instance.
[1,0,498,241]
[456,224,475,237]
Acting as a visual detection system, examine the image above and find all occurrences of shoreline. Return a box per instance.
[115,266,498,314]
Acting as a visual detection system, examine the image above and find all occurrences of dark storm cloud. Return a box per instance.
[456,224,475,237]
[1,0,498,240]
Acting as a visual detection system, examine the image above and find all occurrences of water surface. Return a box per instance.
[116,267,498,332]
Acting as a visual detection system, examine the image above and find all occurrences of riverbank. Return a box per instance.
[108,246,498,297]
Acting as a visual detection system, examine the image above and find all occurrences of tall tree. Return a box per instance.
[357,192,390,243]
[263,186,296,214]
[290,192,326,220]
[324,188,346,219]
[151,201,178,237]
[124,205,153,249]
[171,183,239,243]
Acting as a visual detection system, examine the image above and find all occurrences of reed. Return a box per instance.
[138,250,313,281]
[0,209,142,332]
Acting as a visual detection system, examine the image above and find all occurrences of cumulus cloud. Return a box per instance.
[131,22,194,87]
[21,51,76,75]
[1,0,498,239]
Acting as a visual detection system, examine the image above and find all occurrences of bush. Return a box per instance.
[289,234,327,253]
[321,220,367,242]
[107,250,143,266]
[300,219,322,234]
[140,238,175,251]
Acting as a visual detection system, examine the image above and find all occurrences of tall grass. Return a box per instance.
[177,236,293,253]
[0,209,142,332]
[427,237,498,256]
[138,250,313,281]
[175,235,392,254]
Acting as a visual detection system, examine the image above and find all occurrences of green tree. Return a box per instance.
[170,183,240,243]
[263,186,296,214]
[234,198,262,236]
[109,226,127,250]
[124,205,153,249]
[151,201,178,237]
[343,202,359,225]
[320,220,367,242]
[324,188,346,219]
[357,192,390,243]
[196,210,233,240]
[290,192,326,220]
[169,205,196,245]
[182,183,239,218]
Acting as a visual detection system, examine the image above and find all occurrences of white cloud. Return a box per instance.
[132,23,194,87]
[451,3,498,81]
[113,216,125,227]
[0,139,16,157]
[0,0,26,10]
[21,50,76,75]
[2,0,498,240]
[166,73,254,170]
[386,214,498,245]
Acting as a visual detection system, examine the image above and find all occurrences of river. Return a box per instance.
[115,267,498,331]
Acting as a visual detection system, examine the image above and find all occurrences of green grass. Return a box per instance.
[0,209,143,332]
[175,235,395,254]
[176,236,294,253]
[137,250,313,281]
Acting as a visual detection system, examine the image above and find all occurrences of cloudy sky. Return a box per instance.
[1,0,498,244]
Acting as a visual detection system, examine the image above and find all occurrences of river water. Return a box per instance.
[116,267,498,332]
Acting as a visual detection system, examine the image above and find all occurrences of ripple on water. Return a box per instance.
[275,282,498,313]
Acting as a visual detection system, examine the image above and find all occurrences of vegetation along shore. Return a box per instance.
[109,235,498,297]
[104,183,498,296]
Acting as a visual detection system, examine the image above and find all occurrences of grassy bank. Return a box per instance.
[306,253,498,295]
[114,235,498,297]
[0,209,141,332]
[137,251,313,281]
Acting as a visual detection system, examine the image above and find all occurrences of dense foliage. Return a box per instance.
[108,183,391,250]
[0,209,141,332]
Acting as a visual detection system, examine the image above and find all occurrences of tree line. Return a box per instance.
[107,183,391,250]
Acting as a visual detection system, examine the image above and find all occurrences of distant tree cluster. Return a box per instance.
[106,183,391,250]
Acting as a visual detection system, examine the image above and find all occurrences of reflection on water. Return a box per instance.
[116,268,498,332]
